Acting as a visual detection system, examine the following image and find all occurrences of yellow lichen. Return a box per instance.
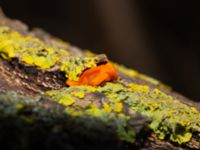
[103,103,112,112]
[61,56,97,81]
[58,95,75,106]
[128,83,150,94]
[46,90,75,106]
[0,26,102,82]
[0,26,68,69]
[86,105,107,117]
[70,91,85,99]
[46,81,200,144]
[15,103,24,110]
[113,102,123,113]
[151,88,173,100]
[1,26,199,145]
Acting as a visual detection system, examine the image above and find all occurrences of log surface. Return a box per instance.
[0,9,199,150]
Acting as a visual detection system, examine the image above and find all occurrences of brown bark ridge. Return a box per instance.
[0,9,199,150]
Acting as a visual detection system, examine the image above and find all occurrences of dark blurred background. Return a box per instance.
[0,0,200,101]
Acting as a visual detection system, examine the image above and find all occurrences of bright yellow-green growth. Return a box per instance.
[45,85,136,143]
[0,26,69,69]
[46,85,97,105]
[46,90,75,106]
[113,102,123,112]
[0,26,99,81]
[1,26,199,145]
[128,83,150,94]
[46,82,200,144]
[103,103,112,112]
[61,56,97,81]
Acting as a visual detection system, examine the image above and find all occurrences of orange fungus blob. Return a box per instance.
[66,62,118,86]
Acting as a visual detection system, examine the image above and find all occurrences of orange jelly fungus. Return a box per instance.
[66,62,118,86]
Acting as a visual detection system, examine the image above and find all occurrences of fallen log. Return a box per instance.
[0,9,199,150]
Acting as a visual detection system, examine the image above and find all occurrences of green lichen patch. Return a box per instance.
[0,26,69,69]
[1,25,199,145]
[60,56,97,81]
[98,82,200,144]
[123,84,200,144]
[46,85,96,100]
[114,82,200,144]
[0,26,102,82]
[45,85,143,143]
[64,106,136,143]
[46,82,200,144]
[46,90,75,106]
[0,91,42,123]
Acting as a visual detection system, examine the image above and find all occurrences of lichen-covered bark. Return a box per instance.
[0,9,199,150]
